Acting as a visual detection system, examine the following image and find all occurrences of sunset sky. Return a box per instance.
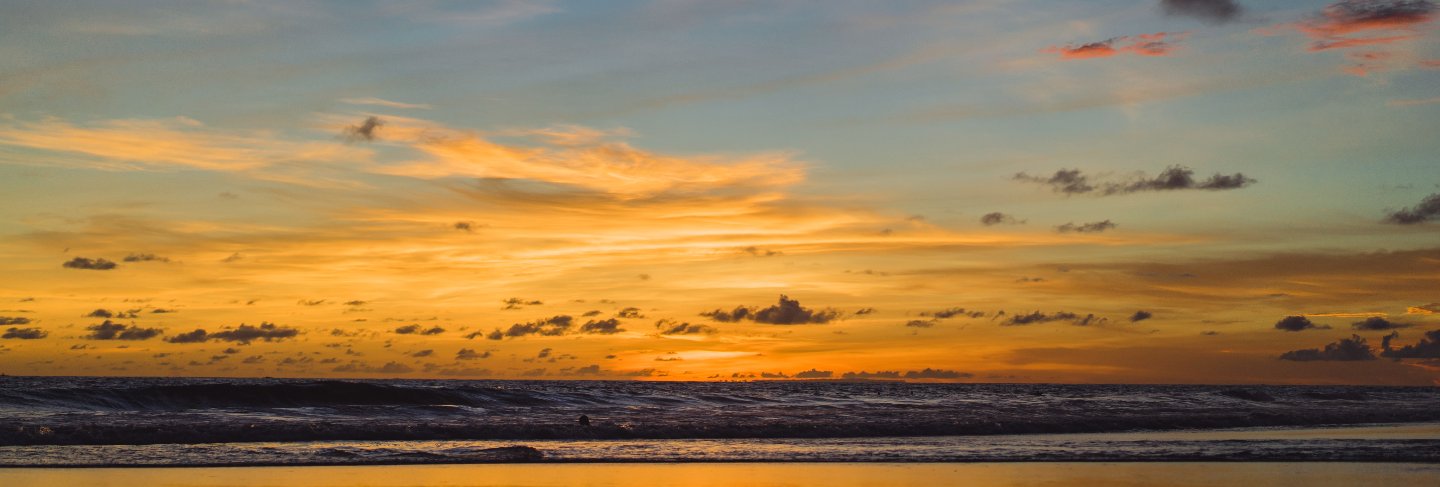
[1,0,1438,384]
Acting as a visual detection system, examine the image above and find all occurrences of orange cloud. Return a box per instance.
[1045,32,1187,60]
[1292,0,1435,51]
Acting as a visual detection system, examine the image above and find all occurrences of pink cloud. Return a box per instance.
[1293,0,1436,51]
[1045,32,1188,60]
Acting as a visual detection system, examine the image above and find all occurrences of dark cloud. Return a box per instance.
[165,329,209,343]
[903,368,973,379]
[979,212,1024,226]
[1014,169,1093,194]
[151,308,176,314]
[616,307,644,319]
[85,320,162,340]
[344,300,367,306]
[2,327,47,339]
[410,349,434,358]
[122,253,169,263]
[537,348,552,359]
[1274,315,1329,332]
[209,322,300,343]
[502,298,544,310]
[1130,310,1154,322]
[929,307,985,319]
[794,368,834,379]
[298,299,327,306]
[1162,0,1243,24]
[62,257,117,270]
[501,315,574,338]
[1384,193,1440,224]
[904,319,937,328]
[454,221,478,232]
[700,306,753,322]
[1004,311,1106,326]
[580,318,625,334]
[841,370,902,379]
[394,324,445,335]
[700,295,839,325]
[1279,334,1378,361]
[342,116,384,142]
[0,316,32,325]
[1352,316,1410,330]
[1382,329,1440,358]
[655,319,716,335]
[456,348,491,360]
[854,308,877,315]
[1016,167,1254,196]
[1056,220,1117,234]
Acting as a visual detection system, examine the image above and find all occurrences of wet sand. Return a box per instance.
[2,463,1438,487]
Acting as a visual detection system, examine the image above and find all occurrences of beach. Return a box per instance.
[4,463,1438,487]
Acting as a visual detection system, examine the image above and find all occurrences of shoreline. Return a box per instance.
[2,463,1438,487]
[5,422,1438,468]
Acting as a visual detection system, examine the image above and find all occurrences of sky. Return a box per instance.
[1,0,1438,384]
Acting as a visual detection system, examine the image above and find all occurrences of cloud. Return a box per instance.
[1045,32,1187,60]
[456,348,491,360]
[794,368,834,379]
[902,368,973,379]
[1275,315,1330,332]
[369,119,805,198]
[979,212,1024,226]
[62,257,117,270]
[1056,220,1117,234]
[501,315,574,338]
[1130,310,1154,322]
[165,329,209,343]
[339,97,433,110]
[122,253,169,263]
[1279,334,1378,361]
[1384,193,1440,224]
[655,319,716,335]
[616,307,644,319]
[85,320,162,340]
[1409,303,1440,314]
[929,307,985,319]
[502,298,543,310]
[0,117,369,186]
[0,317,32,325]
[905,319,937,328]
[410,349,434,357]
[1352,317,1411,330]
[700,295,839,325]
[208,322,300,343]
[1382,329,1440,358]
[579,318,625,334]
[842,370,902,379]
[394,324,445,335]
[1015,166,1255,196]
[1162,0,1243,23]
[854,308,877,315]
[2,328,47,339]
[1294,0,1436,51]
[1004,311,1107,326]
[454,221,478,232]
[333,361,414,374]
[341,116,384,142]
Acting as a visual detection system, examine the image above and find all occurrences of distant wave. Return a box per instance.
[2,377,1438,446]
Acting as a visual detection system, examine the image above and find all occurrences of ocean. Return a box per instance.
[1,376,1437,466]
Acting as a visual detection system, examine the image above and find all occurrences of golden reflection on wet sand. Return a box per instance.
[2,463,1438,487]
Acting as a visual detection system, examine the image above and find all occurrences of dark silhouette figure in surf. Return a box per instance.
[577,414,591,427]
